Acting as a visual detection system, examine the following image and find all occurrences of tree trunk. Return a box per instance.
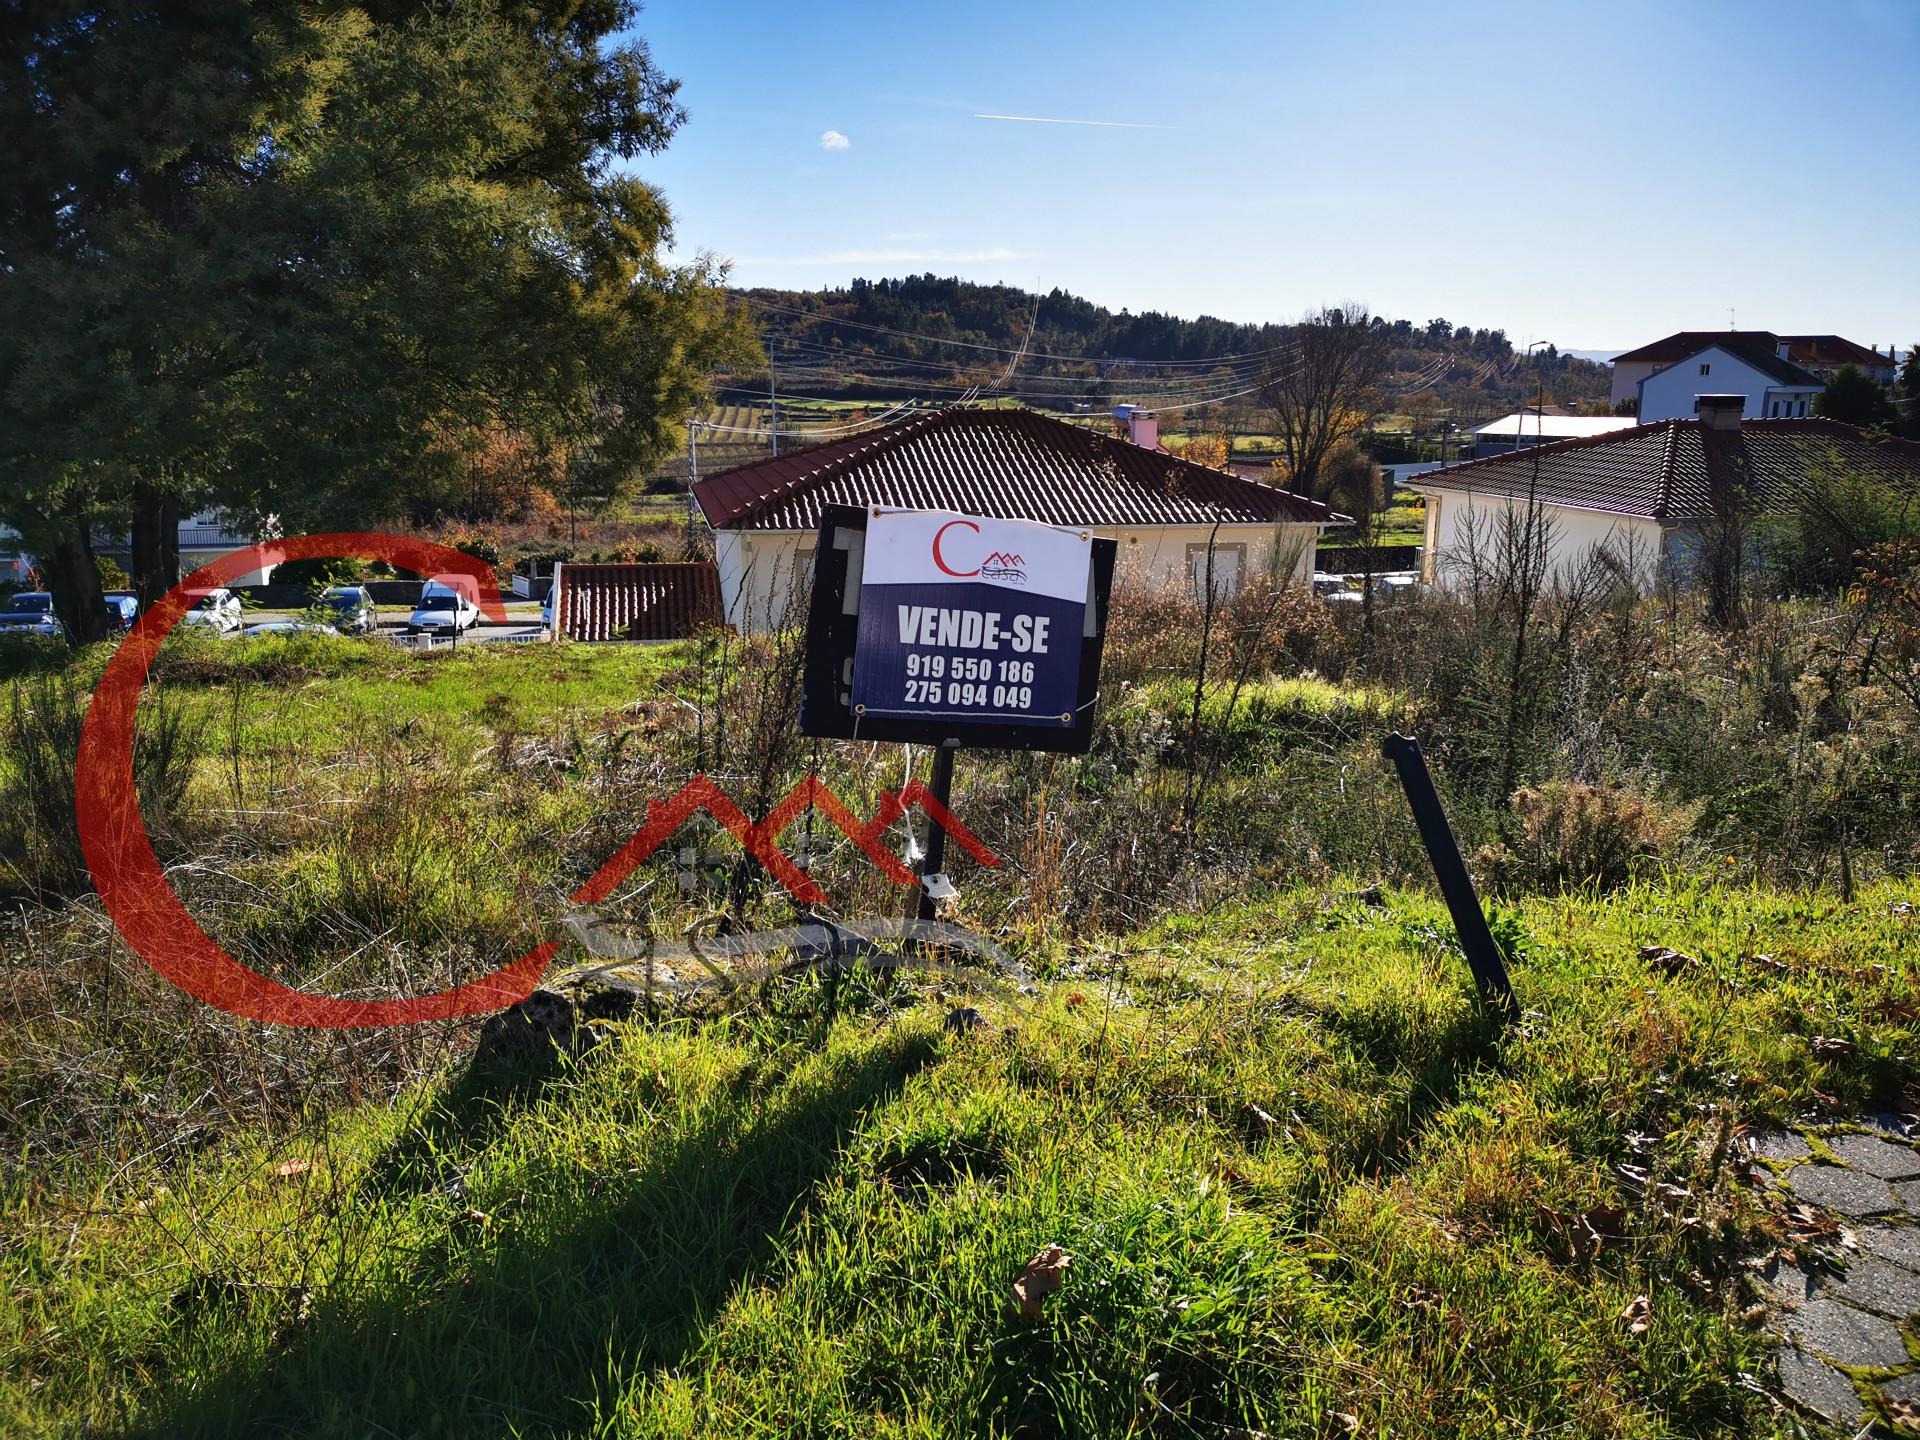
[31,514,113,645]
[129,482,182,610]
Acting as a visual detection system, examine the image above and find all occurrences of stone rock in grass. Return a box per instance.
[1776,1346,1865,1428]
[1825,1133,1920,1180]
[1787,1164,1899,1217]
[1815,1256,1920,1320]
[1866,1112,1920,1140]
[1859,1225,1920,1273]
[1745,1129,1813,1163]
[1787,1298,1911,1368]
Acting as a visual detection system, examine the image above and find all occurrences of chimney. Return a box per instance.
[1695,393,1745,432]
[1113,404,1158,449]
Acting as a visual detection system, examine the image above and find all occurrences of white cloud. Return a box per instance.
[735,247,1031,267]
[819,129,850,151]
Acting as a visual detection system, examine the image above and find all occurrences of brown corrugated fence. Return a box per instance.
[554,562,724,641]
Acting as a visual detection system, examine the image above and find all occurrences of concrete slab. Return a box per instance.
[1860,1225,1920,1272]
[1825,1133,1920,1180]
[1788,1298,1911,1367]
[1815,1255,1920,1320]
[1787,1164,1899,1217]
[1777,1346,1865,1427]
[1746,1129,1813,1163]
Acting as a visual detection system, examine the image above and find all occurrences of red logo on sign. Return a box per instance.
[931,518,981,577]
[75,532,1000,1029]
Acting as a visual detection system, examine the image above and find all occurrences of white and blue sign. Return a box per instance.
[851,508,1091,729]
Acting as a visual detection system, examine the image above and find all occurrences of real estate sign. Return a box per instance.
[850,508,1090,730]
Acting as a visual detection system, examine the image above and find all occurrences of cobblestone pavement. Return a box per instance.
[1755,1114,1920,1430]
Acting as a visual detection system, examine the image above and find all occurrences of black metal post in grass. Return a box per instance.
[1383,732,1518,1021]
[916,743,958,924]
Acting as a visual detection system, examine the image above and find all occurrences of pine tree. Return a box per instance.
[0,3,750,640]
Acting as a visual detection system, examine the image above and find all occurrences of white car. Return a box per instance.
[181,588,244,633]
[407,580,481,634]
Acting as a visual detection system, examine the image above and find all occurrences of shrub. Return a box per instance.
[1489,781,1691,895]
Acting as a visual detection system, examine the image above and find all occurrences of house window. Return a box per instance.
[1770,400,1779,417]
[1699,363,1711,375]
[1186,542,1245,605]
[1798,399,1807,416]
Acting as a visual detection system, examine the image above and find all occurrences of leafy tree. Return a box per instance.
[0,3,751,641]
[1813,364,1896,428]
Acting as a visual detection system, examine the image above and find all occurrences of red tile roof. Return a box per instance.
[1611,331,1784,365]
[1612,329,1888,378]
[1406,418,1920,522]
[1782,335,1896,370]
[555,562,723,641]
[692,406,1339,532]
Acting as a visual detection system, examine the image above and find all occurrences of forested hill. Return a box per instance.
[733,275,1614,418]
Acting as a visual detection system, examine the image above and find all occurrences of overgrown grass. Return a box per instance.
[5,878,1915,1436]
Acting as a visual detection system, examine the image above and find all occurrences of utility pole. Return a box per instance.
[767,333,779,458]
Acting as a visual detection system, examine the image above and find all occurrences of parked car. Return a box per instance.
[180,587,244,633]
[407,578,481,634]
[541,589,556,631]
[103,592,139,630]
[243,620,339,638]
[0,591,63,638]
[317,585,378,635]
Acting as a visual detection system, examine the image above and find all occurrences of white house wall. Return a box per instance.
[1416,487,1663,590]
[1636,345,1821,423]
[715,522,1322,633]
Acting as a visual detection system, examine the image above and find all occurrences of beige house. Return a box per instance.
[692,406,1342,632]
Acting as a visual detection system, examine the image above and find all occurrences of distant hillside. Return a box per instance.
[726,275,1613,422]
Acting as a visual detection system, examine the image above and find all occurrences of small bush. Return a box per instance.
[1489,781,1692,894]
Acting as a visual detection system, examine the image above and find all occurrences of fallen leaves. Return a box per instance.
[1620,1294,1652,1335]
[1888,1398,1920,1433]
[1810,1036,1857,1060]
[1638,944,1698,976]
[272,1159,312,1179]
[1008,1244,1072,1319]
[1535,1203,1629,1264]
[1783,1204,1842,1246]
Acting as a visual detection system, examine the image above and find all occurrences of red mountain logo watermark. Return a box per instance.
[980,550,1027,584]
[76,532,1000,1030]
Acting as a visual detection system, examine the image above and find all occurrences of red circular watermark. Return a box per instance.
[75,533,556,1028]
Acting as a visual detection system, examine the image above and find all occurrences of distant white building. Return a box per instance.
[1,512,274,587]
[1607,330,1898,418]
[1471,412,1638,457]
[1635,342,1822,423]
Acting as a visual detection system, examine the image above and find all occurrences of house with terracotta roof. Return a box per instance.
[1404,396,1920,589]
[690,405,1342,631]
[1610,330,1901,414]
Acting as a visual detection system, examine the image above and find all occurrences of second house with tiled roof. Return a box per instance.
[690,405,1344,631]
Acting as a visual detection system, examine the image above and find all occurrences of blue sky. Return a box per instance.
[629,0,1919,352]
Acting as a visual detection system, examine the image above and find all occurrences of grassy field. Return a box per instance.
[2,608,1916,1435]
[5,852,1915,1436]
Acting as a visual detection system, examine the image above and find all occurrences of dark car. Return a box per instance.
[0,591,63,638]
[316,585,378,635]
[103,592,139,630]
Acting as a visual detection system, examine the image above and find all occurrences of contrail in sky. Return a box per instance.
[974,113,1180,130]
